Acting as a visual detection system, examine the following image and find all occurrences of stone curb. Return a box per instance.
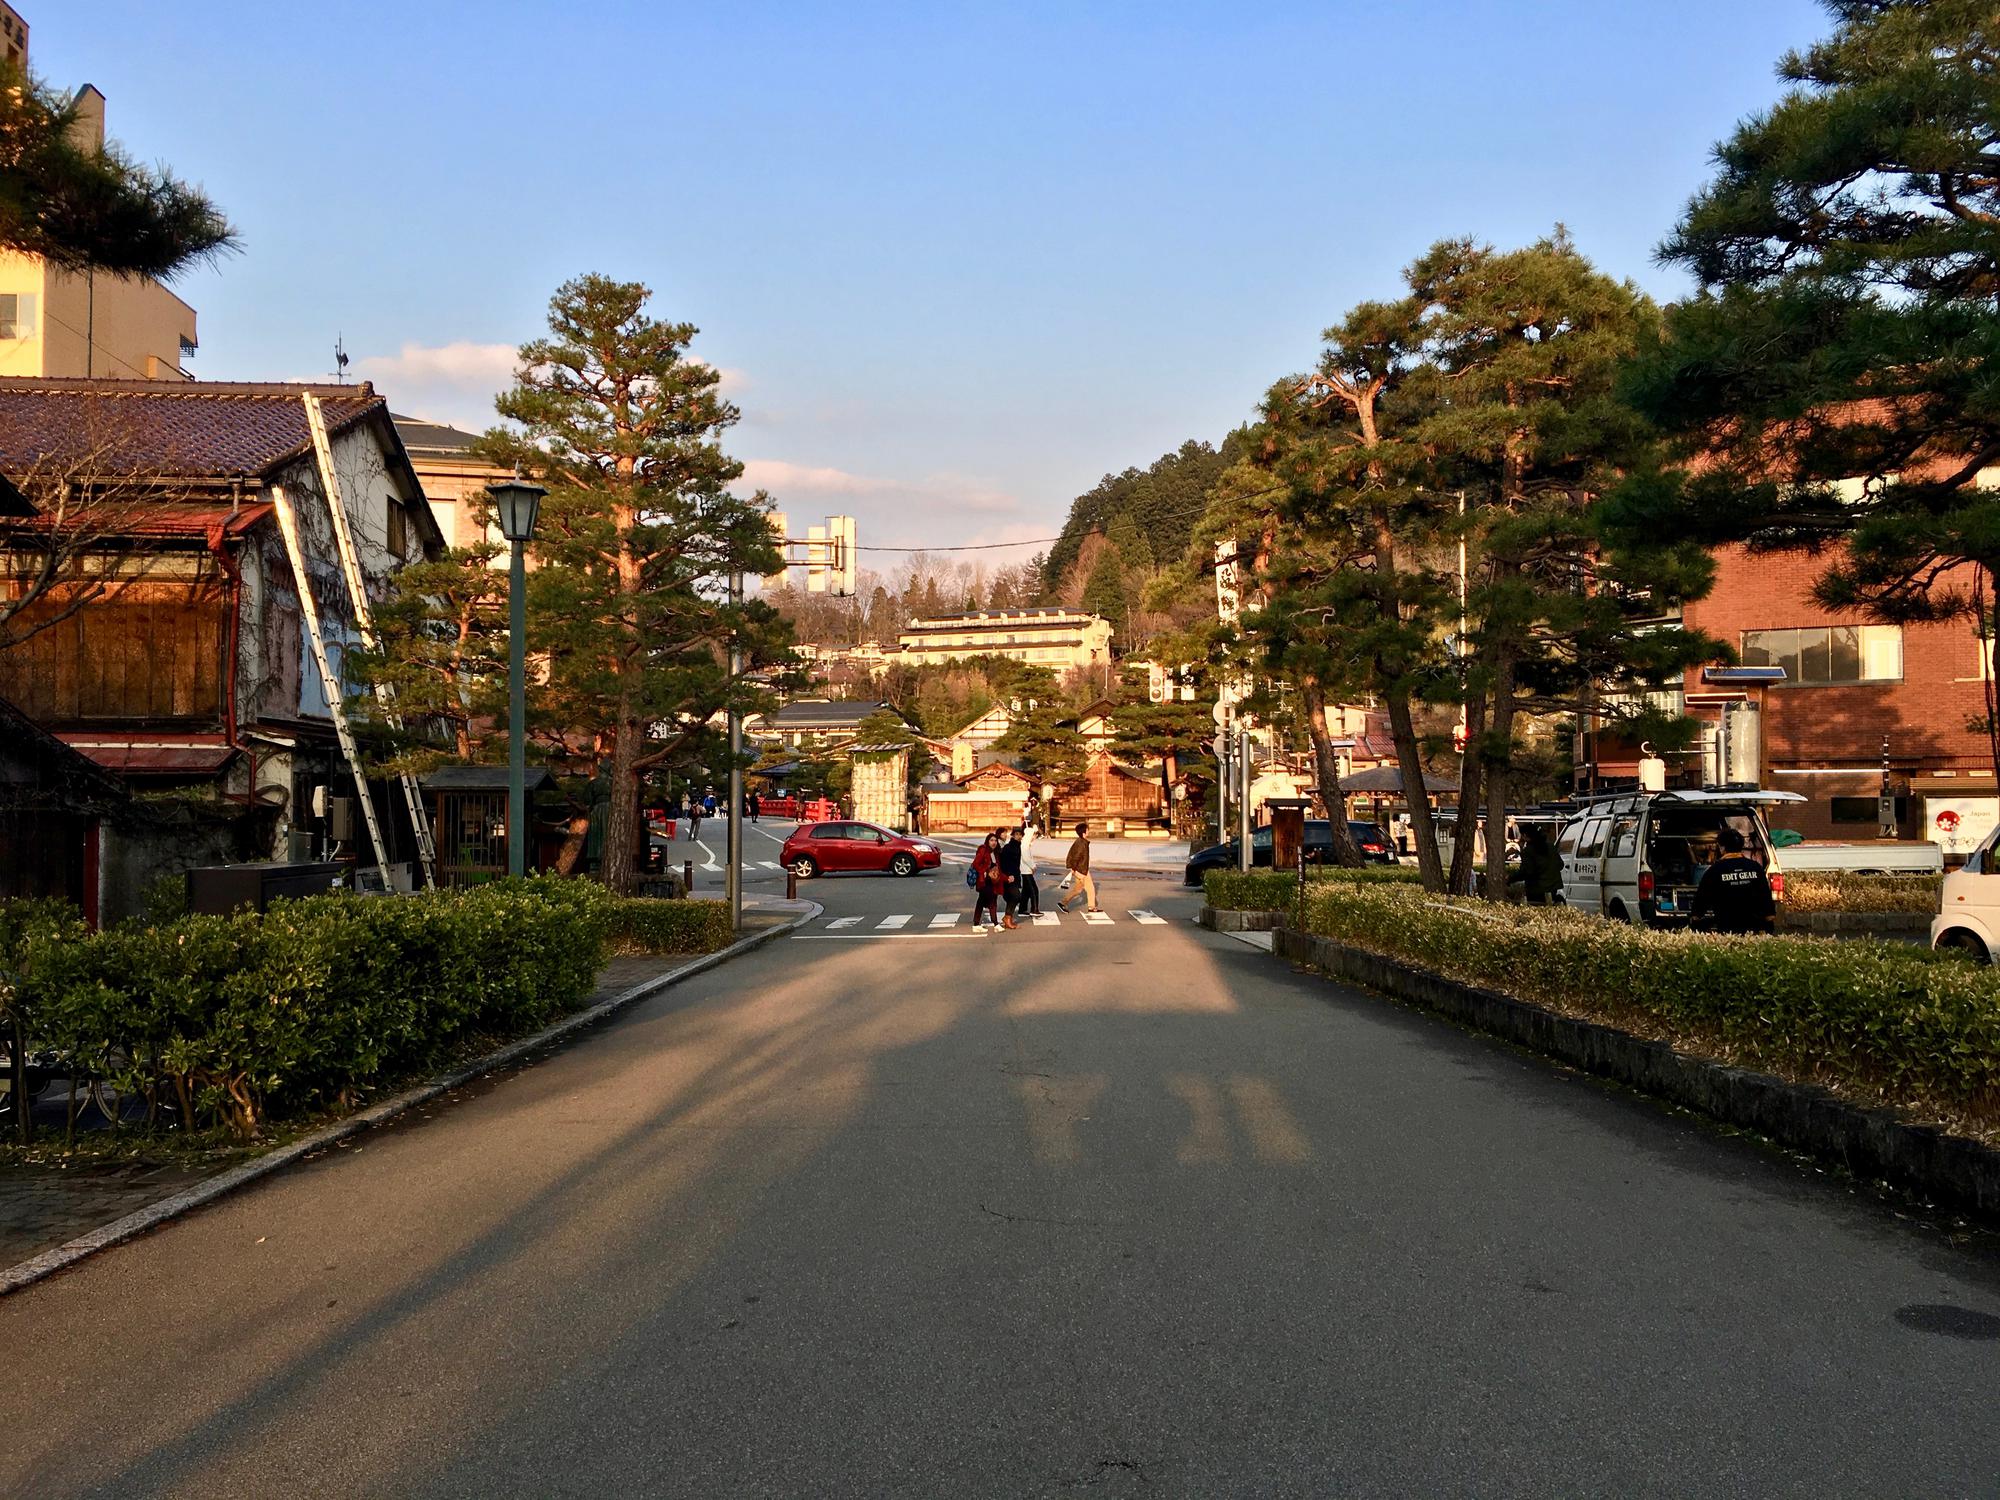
[1196,904,1287,933]
[0,901,824,1298]
[1272,925,2000,1221]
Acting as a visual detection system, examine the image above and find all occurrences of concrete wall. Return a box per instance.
[0,252,196,380]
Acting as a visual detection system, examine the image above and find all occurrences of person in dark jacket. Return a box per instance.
[1691,828,1775,934]
[1520,826,1562,905]
[998,828,1025,929]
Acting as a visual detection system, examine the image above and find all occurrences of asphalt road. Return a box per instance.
[3,853,1998,1497]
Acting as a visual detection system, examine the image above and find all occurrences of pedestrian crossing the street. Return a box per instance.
[798,909,1174,936]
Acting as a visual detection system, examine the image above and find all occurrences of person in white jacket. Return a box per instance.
[1016,824,1043,916]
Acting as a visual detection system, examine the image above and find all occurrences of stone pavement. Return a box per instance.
[0,929,786,1273]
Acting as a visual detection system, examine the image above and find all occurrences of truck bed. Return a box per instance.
[1774,841,1944,875]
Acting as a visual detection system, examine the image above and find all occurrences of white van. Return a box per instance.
[1933,826,2000,960]
[1556,789,1804,926]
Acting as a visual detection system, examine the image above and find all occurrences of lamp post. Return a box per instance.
[491,478,545,878]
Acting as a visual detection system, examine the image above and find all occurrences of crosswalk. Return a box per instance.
[805,909,1169,934]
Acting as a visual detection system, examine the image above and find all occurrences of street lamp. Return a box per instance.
[491,477,545,878]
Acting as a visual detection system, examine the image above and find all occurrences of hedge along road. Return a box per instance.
[2,872,1998,1496]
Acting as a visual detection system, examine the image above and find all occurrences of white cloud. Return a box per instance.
[348,340,518,431]
[355,340,519,390]
[737,459,1018,517]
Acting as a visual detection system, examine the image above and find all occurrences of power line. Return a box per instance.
[858,537,1062,553]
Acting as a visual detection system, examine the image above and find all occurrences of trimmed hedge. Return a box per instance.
[1784,872,1941,915]
[11,877,615,1140]
[1204,871,1304,911]
[1295,882,2000,1128]
[1204,865,1421,911]
[610,897,736,956]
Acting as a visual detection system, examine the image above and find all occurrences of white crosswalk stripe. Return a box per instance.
[758,860,780,869]
[810,908,1192,933]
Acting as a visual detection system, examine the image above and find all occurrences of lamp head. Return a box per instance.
[490,478,546,543]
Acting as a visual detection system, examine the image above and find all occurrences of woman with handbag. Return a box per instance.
[971,830,1004,931]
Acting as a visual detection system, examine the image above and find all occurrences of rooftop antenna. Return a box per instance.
[331,335,350,384]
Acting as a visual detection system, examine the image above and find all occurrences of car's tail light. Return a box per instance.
[1638,871,1654,900]
[1362,842,1385,853]
[1770,871,1784,901]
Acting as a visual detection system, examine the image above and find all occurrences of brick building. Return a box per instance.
[1681,544,1993,850]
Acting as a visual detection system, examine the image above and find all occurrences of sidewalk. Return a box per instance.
[0,905,810,1278]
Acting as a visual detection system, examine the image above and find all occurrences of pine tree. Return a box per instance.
[1081,547,1128,634]
[351,494,507,767]
[1619,0,2000,776]
[0,62,234,277]
[480,274,788,892]
[1407,233,1716,896]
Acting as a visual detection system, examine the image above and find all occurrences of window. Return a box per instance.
[1577,818,1608,858]
[1741,625,1902,684]
[1610,816,1639,858]
[0,293,32,340]
[1831,796,1908,824]
[386,499,409,560]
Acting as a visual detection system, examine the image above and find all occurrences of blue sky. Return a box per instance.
[49,1,1830,554]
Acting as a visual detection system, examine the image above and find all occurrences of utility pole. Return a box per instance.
[727,569,745,929]
[1238,724,1253,872]
[1878,733,1896,840]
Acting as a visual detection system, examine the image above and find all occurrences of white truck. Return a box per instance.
[1767,839,1943,876]
[1933,826,2000,960]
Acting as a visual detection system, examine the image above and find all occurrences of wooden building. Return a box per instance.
[925,760,1035,832]
[1054,752,1169,831]
[0,378,445,912]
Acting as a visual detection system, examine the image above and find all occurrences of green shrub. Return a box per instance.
[1295,882,2000,1126]
[1783,872,1941,915]
[609,898,735,956]
[9,875,614,1140]
[1204,870,1302,911]
[1204,864,1422,911]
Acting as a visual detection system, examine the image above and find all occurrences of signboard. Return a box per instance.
[1926,796,1996,860]
[849,748,911,832]
[1214,539,1240,623]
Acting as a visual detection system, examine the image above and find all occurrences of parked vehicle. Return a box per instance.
[1555,789,1803,927]
[1932,825,2000,960]
[781,820,941,878]
[1182,820,1394,885]
[1765,838,1943,875]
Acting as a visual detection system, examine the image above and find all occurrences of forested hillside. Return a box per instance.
[1041,435,1242,599]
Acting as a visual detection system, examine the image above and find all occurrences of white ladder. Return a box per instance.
[303,393,438,889]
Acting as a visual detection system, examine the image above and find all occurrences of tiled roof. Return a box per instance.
[764,699,895,728]
[0,379,385,480]
[391,413,486,456]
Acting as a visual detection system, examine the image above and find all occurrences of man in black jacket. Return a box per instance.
[998,828,1024,930]
[1690,828,1775,934]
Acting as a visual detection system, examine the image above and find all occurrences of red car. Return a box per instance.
[781,820,942,878]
